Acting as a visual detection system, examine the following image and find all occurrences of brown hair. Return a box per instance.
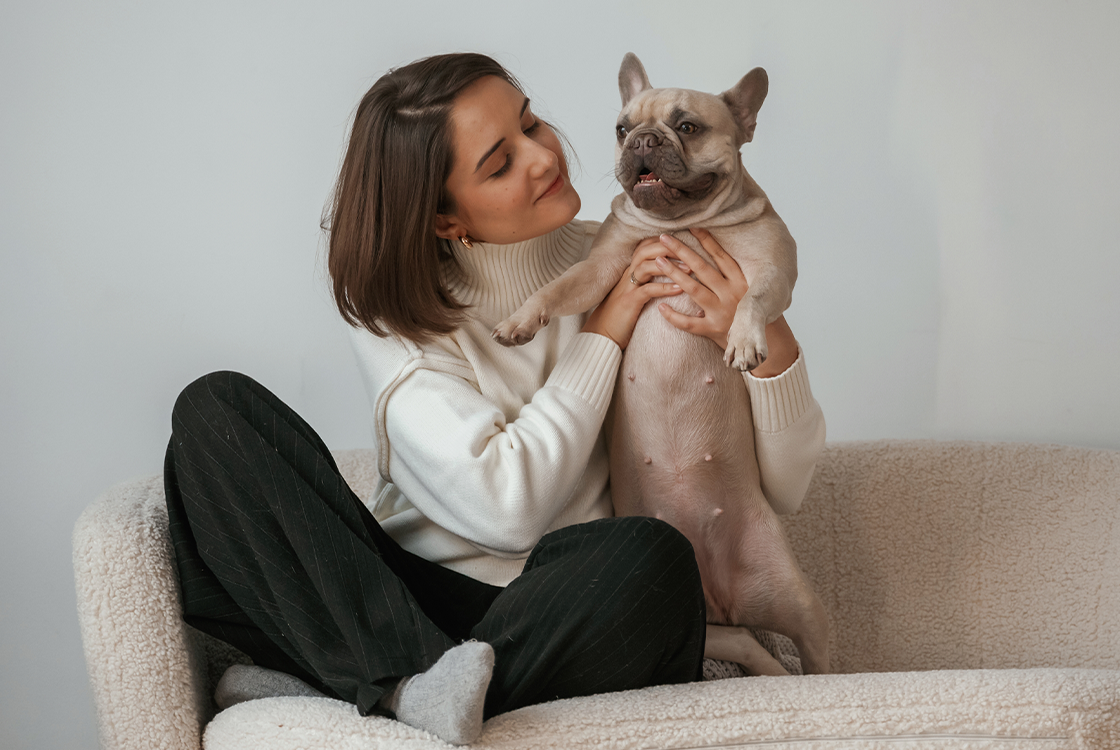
[325,53,523,342]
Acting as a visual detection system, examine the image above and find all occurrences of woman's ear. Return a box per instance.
[434,213,467,242]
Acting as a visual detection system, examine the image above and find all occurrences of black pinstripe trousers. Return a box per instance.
[165,371,706,719]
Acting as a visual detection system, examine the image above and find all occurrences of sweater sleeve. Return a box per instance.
[377,332,621,557]
[743,347,826,515]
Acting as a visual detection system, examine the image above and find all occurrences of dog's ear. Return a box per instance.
[720,67,768,143]
[619,52,652,107]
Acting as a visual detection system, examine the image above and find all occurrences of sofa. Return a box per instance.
[74,439,1120,749]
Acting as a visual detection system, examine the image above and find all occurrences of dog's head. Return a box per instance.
[614,53,768,219]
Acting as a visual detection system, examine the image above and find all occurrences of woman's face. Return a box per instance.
[436,76,581,245]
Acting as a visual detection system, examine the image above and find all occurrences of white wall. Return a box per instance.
[2,1,1117,747]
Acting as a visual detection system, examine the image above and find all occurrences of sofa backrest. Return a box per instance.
[784,440,1120,674]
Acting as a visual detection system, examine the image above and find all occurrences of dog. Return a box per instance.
[493,53,829,675]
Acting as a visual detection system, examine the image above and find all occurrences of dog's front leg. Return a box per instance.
[493,220,635,346]
[724,262,794,371]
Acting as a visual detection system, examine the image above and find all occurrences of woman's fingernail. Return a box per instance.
[655,257,667,266]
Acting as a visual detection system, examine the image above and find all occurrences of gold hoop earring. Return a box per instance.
[459,236,474,249]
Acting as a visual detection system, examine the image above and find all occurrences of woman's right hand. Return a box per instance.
[581,237,685,349]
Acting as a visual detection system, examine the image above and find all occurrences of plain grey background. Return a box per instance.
[2,1,1118,747]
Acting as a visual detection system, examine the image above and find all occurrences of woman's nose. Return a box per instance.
[526,139,557,179]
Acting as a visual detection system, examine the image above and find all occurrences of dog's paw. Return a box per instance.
[724,318,768,371]
[492,311,550,347]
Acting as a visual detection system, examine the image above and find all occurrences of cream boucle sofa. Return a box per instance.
[74,440,1120,749]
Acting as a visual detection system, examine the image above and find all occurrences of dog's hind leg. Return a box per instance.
[731,528,830,675]
[765,578,830,675]
[704,624,790,677]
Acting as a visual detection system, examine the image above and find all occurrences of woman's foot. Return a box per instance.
[214,642,495,745]
[380,640,495,745]
[214,664,327,709]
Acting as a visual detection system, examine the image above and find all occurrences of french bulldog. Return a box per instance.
[494,53,829,675]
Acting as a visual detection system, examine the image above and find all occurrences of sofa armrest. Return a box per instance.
[74,473,208,750]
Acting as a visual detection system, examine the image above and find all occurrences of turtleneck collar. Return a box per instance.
[444,221,588,321]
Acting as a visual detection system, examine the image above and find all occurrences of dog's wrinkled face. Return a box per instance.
[614,53,768,219]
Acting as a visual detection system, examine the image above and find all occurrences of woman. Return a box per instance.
[164,52,824,745]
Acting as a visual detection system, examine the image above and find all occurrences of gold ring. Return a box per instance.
[629,271,638,285]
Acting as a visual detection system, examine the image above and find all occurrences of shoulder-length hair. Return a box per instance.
[325,53,522,342]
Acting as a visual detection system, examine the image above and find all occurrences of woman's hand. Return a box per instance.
[652,229,799,378]
[651,229,748,350]
[582,237,684,349]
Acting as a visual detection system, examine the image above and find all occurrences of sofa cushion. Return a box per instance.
[204,668,1120,749]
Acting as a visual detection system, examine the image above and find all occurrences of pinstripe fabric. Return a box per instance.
[165,371,704,720]
[475,517,706,717]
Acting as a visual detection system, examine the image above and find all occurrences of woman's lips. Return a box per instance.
[538,173,564,201]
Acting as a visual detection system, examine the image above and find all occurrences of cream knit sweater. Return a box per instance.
[350,219,825,587]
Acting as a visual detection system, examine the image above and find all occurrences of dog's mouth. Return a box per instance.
[632,169,716,196]
[628,169,688,214]
[633,169,679,200]
[624,150,720,215]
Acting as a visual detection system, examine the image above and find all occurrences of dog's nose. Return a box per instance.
[630,131,661,155]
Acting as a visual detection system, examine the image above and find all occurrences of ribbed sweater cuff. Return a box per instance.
[545,332,622,415]
[745,347,814,434]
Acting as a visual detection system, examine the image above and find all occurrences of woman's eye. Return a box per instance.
[492,119,543,178]
[679,122,698,135]
[492,155,512,178]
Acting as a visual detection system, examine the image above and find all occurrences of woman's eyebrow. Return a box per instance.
[473,98,531,173]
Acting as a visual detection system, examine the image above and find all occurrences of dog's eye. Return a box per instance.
[678,122,698,135]
[616,125,628,140]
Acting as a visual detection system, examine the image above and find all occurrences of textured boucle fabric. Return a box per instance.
[782,441,1120,674]
[75,441,1120,750]
[204,669,1119,749]
[73,473,209,750]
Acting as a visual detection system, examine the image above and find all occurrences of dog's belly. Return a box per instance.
[610,299,784,623]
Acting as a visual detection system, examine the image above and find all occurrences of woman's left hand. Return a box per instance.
[653,229,799,378]
[651,229,749,350]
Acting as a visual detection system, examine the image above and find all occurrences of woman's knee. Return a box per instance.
[526,518,703,613]
[539,516,702,601]
[625,515,691,553]
[609,516,701,586]
[172,371,254,428]
[595,518,705,650]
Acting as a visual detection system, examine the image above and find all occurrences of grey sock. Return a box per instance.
[381,641,495,746]
[214,664,327,710]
